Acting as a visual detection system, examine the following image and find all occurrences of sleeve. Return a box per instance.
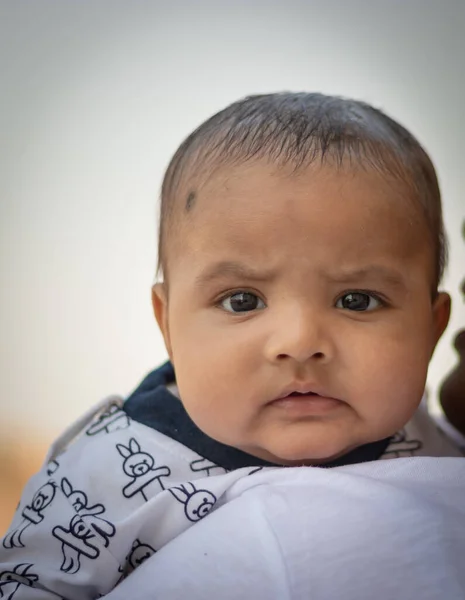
[0,398,135,600]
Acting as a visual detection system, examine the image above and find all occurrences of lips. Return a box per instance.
[272,382,335,403]
[268,383,344,413]
[279,391,320,401]
[270,393,343,414]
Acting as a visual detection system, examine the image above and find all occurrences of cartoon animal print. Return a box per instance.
[117,438,171,501]
[383,430,423,458]
[126,539,156,570]
[59,477,115,544]
[86,402,130,436]
[52,478,116,574]
[46,459,60,476]
[3,482,56,549]
[115,539,157,584]
[0,563,38,598]
[125,539,156,577]
[189,458,227,477]
[168,482,217,522]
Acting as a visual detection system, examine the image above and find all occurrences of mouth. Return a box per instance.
[269,387,344,414]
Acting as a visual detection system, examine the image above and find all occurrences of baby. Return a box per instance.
[1,92,464,599]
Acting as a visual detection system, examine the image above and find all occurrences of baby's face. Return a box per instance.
[154,161,450,464]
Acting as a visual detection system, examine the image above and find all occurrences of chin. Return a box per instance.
[267,442,353,466]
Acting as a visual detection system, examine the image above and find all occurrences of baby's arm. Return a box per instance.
[0,480,120,598]
[0,440,122,598]
[0,400,143,599]
[0,398,252,598]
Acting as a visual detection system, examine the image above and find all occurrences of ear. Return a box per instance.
[152,283,173,360]
[61,478,72,497]
[431,292,451,349]
[116,443,131,458]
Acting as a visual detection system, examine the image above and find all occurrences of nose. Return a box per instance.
[264,304,332,365]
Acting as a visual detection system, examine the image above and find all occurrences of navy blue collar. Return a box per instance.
[123,362,391,470]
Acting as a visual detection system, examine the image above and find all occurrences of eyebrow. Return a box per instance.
[193,261,276,287]
[193,261,407,291]
[324,266,407,289]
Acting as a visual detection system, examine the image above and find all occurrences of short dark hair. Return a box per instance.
[158,92,447,288]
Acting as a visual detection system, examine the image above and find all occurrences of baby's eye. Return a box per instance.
[336,292,381,312]
[220,292,266,313]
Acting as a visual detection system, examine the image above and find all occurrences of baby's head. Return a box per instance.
[152,92,450,465]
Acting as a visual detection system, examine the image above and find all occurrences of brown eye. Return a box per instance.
[336,292,380,312]
[221,292,266,313]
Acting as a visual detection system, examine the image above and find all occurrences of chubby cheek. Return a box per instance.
[357,334,432,435]
[169,303,262,383]
[174,363,253,443]
[168,315,260,437]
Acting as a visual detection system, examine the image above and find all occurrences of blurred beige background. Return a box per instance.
[1,0,464,532]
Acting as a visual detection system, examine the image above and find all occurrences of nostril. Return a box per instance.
[314,352,324,359]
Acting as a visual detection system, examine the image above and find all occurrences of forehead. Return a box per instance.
[168,161,433,282]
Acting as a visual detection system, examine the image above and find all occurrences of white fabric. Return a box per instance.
[0,397,463,599]
[105,457,465,600]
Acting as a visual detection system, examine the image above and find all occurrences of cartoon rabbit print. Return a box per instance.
[168,482,217,522]
[86,403,130,436]
[52,478,116,574]
[117,438,171,501]
[0,564,39,598]
[3,482,56,549]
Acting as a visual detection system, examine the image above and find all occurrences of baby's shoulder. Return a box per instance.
[41,397,206,509]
